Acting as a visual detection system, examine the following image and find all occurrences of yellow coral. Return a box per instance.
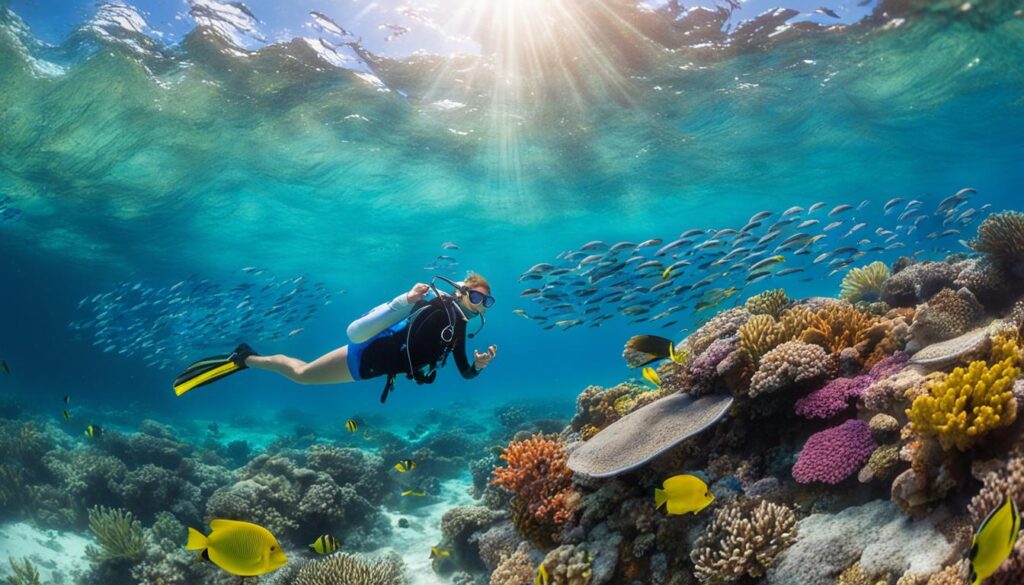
[739,314,784,365]
[840,261,891,303]
[801,302,878,354]
[906,337,1021,451]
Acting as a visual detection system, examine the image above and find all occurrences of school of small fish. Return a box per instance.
[515,188,987,332]
[0,195,23,224]
[68,268,338,370]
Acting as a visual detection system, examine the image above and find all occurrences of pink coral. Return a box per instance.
[795,353,909,419]
[792,419,877,484]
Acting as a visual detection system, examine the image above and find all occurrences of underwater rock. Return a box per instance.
[767,499,956,585]
[908,323,994,370]
[566,392,734,478]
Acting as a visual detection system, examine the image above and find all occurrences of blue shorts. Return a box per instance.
[346,320,407,381]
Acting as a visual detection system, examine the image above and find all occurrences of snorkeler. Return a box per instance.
[172,274,498,403]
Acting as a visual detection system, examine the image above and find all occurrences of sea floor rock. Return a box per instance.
[566,392,734,478]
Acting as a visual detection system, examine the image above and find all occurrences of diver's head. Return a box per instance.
[455,273,494,317]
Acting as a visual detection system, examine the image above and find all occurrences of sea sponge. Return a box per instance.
[744,289,791,319]
[748,341,834,397]
[841,262,891,304]
[868,414,900,441]
[792,419,877,484]
[86,505,146,562]
[492,435,579,541]
[906,336,1020,451]
[858,444,901,483]
[971,211,1024,267]
[292,552,404,585]
[910,288,984,347]
[691,499,797,583]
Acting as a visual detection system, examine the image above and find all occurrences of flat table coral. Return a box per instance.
[909,324,993,369]
[566,392,734,478]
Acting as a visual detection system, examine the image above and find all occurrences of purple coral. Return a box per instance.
[792,419,876,484]
[795,353,909,419]
[687,336,737,394]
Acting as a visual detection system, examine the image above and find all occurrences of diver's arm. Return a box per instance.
[346,294,416,343]
[453,334,480,380]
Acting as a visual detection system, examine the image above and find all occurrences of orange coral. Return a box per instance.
[800,302,879,354]
[492,435,580,533]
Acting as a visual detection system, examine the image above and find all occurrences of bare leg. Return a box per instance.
[245,346,354,385]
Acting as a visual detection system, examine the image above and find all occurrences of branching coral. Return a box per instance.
[691,499,797,583]
[792,419,876,484]
[744,289,791,319]
[492,435,579,545]
[800,302,878,355]
[749,341,834,397]
[293,552,404,585]
[841,262,891,303]
[739,314,786,367]
[86,505,146,562]
[4,558,43,585]
[906,336,1020,451]
[490,543,535,585]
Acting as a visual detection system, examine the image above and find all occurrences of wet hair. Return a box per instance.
[464,273,491,293]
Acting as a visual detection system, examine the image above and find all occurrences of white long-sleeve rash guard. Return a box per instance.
[346,293,415,343]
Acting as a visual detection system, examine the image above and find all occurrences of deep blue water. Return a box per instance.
[1,0,1023,428]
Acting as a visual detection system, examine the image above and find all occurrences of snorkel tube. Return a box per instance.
[431,275,487,339]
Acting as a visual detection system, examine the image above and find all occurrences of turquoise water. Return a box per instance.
[1,0,1023,582]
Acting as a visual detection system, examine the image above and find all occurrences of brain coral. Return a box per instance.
[910,288,983,347]
[906,336,1020,451]
[881,262,959,307]
[744,289,792,319]
[749,341,834,397]
[792,419,876,485]
[691,499,797,583]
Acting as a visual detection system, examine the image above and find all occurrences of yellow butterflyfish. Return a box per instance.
[654,474,714,515]
[968,496,1020,585]
[535,562,549,585]
[186,519,287,576]
[642,366,662,388]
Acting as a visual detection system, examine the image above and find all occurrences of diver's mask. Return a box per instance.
[431,275,490,338]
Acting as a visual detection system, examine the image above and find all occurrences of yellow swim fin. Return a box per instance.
[172,343,256,396]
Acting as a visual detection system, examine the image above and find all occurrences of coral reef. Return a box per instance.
[906,336,1020,451]
[749,341,833,397]
[910,288,984,347]
[744,289,792,319]
[971,211,1024,276]
[841,261,891,304]
[492,435,579,547]
[792,419,877,484]
[291,552,405,585]
[86,505,146,562]
[691,499,797,583]
[489,543,535,585]
[882,261,959,307]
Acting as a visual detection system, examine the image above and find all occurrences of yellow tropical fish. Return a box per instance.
[402,490,427,497]
[654,474,714,515]
[642,366,661,388]
[84,424,102,439]
[345,419,358,433]
[309,534,339,555]
[394,459,416,473]
[429,546,450,560]
[535,562,549,585]
[668,343,687,365]
[186,519,288,577]
[63,410,71,422]
[969,496,1020,585]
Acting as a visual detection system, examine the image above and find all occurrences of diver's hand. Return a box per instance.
[407,283,430,304]
[474,345,497,369]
